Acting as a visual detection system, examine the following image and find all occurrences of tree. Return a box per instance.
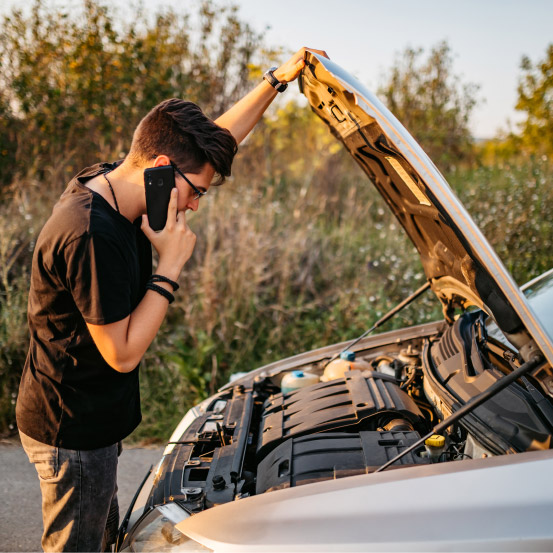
[378,41,478,172]
[515,44,553,155]
[0,0,268,191]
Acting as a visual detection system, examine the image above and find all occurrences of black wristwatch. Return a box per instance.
[263,66,288,92]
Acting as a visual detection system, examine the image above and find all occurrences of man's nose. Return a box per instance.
[187,198,199,212]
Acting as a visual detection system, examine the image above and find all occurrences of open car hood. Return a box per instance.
[298,52,553,365]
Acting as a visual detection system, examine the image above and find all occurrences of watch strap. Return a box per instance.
[263,67,288,92]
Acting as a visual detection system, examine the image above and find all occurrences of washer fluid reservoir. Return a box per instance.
[321,350,372,382]
[281,370,319,394]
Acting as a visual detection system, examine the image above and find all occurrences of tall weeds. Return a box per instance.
[133,140,436,440]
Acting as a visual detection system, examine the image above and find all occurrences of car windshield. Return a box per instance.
[522,268,553,339]
[486,268,553,347]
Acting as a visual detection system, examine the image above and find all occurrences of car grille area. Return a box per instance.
[256,430,429,494]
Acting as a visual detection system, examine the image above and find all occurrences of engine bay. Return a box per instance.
[147,314,553,515]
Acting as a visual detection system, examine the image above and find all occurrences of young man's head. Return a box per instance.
[128,98,238,185]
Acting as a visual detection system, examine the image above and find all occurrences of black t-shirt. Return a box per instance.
[16,162,152,450]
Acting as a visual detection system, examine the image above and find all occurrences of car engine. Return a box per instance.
[147,316,553,515]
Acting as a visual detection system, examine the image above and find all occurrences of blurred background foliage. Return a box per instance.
[513,44,553,156]
[0,0,552,440]
[0,0,268,188]
[378,41,478,173]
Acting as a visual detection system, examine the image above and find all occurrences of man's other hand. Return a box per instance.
[214,47,329,144]
[273,48,329,84]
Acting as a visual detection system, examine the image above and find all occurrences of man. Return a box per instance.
[16,47,327,552]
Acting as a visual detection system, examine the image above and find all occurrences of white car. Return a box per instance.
[117,52,553,552]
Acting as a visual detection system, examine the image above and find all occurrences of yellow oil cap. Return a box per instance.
[425,434,445,448]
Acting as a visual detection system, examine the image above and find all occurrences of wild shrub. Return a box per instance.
[0,0,266,192]
[379,41,478,173]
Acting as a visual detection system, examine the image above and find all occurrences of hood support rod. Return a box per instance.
[324,280,431,368]
[375,353,544,472]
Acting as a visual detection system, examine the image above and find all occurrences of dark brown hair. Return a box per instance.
[128,98,238,184]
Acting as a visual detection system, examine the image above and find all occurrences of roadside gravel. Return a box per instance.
[0,439,164,552]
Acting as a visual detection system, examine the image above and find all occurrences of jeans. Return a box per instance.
[19,431,120,552]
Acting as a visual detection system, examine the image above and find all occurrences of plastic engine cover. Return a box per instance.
[258,370,427,459]
[256,430,429,494]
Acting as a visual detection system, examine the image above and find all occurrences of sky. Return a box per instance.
[3,0,552,138]
[228,0,553,138]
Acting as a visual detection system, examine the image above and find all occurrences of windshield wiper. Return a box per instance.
[520,376,553,428]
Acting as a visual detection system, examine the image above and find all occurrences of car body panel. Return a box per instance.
[298,52,553,366]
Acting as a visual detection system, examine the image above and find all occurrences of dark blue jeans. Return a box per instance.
[20,431,120,552]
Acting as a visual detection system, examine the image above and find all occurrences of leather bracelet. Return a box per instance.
[150,274,179,291]
[146,282,175,304]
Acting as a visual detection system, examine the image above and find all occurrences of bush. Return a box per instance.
[450,157,553,284]
[0,0,265,193]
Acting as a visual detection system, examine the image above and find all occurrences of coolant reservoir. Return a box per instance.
[321,351,372,382]
[281,370,320,394]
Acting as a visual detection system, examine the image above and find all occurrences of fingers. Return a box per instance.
[165,187,178,228]
[276,48,328,83]
[175,210,195,250]
[294,47,329,61]
[176,212,197,260]
[175,208,188,230]
[141,214,155,240]
[295,59,306,72]
[276,60,305,83]
[144,205,196,277]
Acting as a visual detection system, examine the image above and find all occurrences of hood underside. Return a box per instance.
[298,52,553,365]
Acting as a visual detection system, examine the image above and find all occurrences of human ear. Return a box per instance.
[152,154,171,168]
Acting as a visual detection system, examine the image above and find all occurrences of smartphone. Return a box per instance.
[144,165,175,231]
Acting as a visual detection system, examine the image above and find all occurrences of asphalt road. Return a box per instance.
[0,439,164,552]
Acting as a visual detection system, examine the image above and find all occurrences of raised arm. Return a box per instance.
[215,47,328,144]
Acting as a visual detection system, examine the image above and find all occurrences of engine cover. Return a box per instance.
[257,370,427,459]
[256,430,429,494]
